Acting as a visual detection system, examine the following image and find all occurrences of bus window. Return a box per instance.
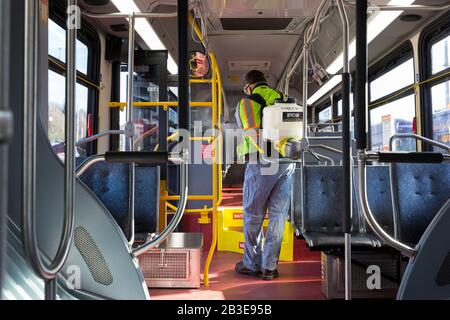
[368,43,415,151]
[48,16,100,159]
[370,95,416,151]
[370,58,415,102]
[337,93,354,117]
[431,34,450,75]
[318,106,332,123]
[48,71,90,159]
[48,19,89,75]
[431,80,450,149]
[119,65,169,151]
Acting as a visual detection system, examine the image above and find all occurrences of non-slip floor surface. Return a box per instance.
[149,251,324,300]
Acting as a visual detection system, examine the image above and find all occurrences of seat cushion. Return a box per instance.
[303,232,381,251]
[393,163,450,245]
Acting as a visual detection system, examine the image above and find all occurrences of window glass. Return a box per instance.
[431,80,450,150]
[48,19,89,74]
[119,69,160,151]
[370,95,416,152]
[48,71,89,158]
[318,106,332,123]
[370,58,415,102]
[431,35,450,74]
[337,93,354,117]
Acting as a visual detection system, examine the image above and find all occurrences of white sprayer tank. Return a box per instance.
[262,99,303,141]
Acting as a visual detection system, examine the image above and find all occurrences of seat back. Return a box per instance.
[397,199,450,300]
[353,165,395,237]
[79,163,160,234]
[391,163,450,246]
[292,165,302,233]
[303,166,359,234]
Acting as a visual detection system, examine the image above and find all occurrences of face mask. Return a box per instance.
[244,83,252,95]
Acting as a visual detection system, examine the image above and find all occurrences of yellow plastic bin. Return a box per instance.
[217,207,294,261]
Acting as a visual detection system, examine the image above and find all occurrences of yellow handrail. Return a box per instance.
[108,101,213,110]
[108,14,224,286]
[189,13,224,286]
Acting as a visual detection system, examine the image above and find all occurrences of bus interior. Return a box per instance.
[1,0,450,301]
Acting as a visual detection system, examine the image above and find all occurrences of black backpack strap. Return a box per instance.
[247,93,267,108]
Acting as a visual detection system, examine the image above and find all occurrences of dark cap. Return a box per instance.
[244,70,267,85]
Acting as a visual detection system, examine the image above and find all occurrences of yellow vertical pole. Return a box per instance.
[215,55,223,207]
[190,14,223,287]
[203,56,218,286]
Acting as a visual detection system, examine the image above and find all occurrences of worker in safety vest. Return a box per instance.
[234,70,295,280]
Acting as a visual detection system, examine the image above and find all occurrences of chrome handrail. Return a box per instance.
[22,0,77,300]
[75,130,124,147]
[389,133,450,153]
[357,151,416,257]
[308,123,342,133]
[0,110,13,144]
[368,4,450,12]
[82,11,177,19]
[133,159,189,256]
[309,144,343,155]
[75,154,106,177]
[284,0,330,95]
[312,153,335,166]
[74,151,189,257]
[0,0,11,295]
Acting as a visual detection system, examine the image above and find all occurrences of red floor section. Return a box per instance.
[149,250,324,300]
[221,186,243,207]
[162,187,323,300]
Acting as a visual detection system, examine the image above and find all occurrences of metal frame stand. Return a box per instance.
[22,0,77,300]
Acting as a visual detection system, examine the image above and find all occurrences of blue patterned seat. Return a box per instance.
[79,163,160,236]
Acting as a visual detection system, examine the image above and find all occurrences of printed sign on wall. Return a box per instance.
[382,114,392,151]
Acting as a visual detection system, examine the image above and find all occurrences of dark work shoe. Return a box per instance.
[235,261,261,276]
[261,269,279,281]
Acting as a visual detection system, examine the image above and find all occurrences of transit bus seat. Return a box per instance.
[353,165,396,241]
[309,132,342,137]
[390,163,450,247]
[302,166,380,250]
[292,165,302,235]
[397,198,450,300]
[79,162,160,236]
[76,156,88,169]
[168,140,213,211]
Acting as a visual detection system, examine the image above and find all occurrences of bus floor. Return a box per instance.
[149,242,324,300]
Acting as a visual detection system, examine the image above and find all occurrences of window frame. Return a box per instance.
[367,41,416,150]
[419,11,450,150]
[334,89,355,121]
[368,41,415,106]
[315,99,332,124]
[48,0,101,156]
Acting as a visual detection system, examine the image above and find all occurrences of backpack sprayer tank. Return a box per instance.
[262,98,304,160]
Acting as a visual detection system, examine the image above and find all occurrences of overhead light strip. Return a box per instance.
[308,0,415,105]
[307,75,342,105]
[111,0,178,75]
[326,0,415,75]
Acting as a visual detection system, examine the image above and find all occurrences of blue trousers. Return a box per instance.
[243,163,295,272]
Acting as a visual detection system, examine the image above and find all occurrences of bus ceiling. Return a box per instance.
[78,0,450,95]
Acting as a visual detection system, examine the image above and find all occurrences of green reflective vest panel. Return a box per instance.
[235,86,282,158]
